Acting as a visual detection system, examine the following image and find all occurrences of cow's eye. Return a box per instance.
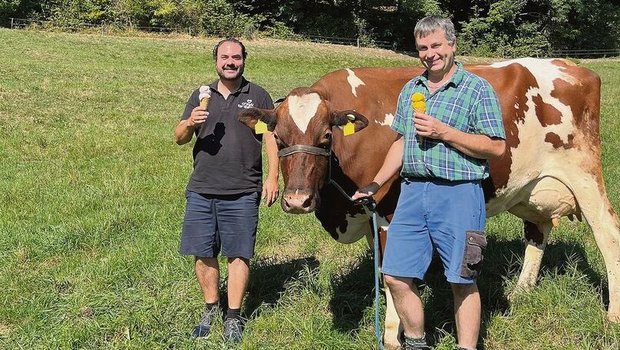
[273,133,287,149]
[319,131,332,149]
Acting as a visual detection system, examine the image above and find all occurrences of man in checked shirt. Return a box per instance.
[353,16,506,350]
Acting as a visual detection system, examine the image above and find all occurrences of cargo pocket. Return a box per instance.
[460,230,487,278]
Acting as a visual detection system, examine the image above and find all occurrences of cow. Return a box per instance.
[239,58,620,349]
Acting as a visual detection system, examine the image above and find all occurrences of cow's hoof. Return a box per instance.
[383,342,401,350]
[607,312,620,323]
[507,284,532,302]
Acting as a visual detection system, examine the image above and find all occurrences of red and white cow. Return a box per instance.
[239,58,620,348]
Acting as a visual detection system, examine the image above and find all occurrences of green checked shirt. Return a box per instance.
[392,62,505,181]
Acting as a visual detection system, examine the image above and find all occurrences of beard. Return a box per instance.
[217,64,245,81]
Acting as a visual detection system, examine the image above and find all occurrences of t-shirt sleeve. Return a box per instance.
[261,90,274,109]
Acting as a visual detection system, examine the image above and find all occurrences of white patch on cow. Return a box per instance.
[487,58,583,216]
[346,68,365,97]
[288,93,321,134]
[489,58,580,85]
[336,212,371,244]
[336,211,389,244]
[375,113,394,127]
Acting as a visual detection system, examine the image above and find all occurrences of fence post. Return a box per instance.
[10,18,13,29]
[357,37,360,48]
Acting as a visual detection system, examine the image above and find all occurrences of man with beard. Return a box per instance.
[353,16,505,350]
[174,38,279,343]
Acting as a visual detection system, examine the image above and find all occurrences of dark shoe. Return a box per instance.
[399,331,431,350]
[191,304,219,339]
[223,317,244,343]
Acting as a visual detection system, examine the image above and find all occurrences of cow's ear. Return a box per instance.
[238,108,277,132]
[331,110,369,133]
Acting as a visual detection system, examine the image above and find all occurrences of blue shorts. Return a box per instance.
[180,190,259,259]
[381,178,486,284]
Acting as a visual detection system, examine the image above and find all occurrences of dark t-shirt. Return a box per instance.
[181,78,274,195]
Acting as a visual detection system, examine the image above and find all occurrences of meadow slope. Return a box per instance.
[1,29,620,349]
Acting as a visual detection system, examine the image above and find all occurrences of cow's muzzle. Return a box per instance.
[281,189,317,214]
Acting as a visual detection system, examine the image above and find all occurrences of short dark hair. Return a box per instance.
[212,38,247,60]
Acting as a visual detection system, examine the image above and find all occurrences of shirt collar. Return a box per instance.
[415,61,464,90]
[208,77,249,95]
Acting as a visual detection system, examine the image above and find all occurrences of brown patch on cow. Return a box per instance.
[550,67,601,135]
[533,94,563,126]
[471,63,540,195]
[544,132,575,149]
[524,221,544,245]
[551,58,578,67]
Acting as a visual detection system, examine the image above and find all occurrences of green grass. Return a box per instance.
[1,29,620,349]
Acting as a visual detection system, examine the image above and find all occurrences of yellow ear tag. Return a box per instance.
[343,121,355,136]
[255,120,268,134]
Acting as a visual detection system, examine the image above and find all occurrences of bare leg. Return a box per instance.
[384,275,425,338]
[452,283,480,349]
[195,257,220,303]
[227,257,250,309]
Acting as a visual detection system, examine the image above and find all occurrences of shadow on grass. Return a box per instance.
[423,234,606,348]
[329,252,375,335]
[242,256,320,319]
[323,232,607,348]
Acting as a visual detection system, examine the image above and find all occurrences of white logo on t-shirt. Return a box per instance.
[238,99,254,109]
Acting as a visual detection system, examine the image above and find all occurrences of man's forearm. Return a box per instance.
[175,120,195,145]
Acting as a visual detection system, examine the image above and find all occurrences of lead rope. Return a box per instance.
[368,198,384,350]
[278,144,384,349]
[325,153,384,350]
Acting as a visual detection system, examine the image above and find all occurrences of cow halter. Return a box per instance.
[277,144,330,158]
[277,143,351,201]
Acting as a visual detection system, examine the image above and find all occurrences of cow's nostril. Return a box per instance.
[301,195,313,208]
[281,191,315,213]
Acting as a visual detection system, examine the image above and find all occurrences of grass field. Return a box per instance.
[1,29,620,349]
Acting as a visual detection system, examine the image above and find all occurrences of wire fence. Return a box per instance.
[8,18,192,35]
[8,18,620,58]
[551,48,620,58]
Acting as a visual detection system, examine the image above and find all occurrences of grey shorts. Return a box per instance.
[180,190,259,259]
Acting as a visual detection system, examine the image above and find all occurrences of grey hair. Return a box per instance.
[414,16,456,44]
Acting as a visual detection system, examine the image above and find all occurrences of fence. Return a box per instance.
[551,48,620,58]
[304,35,394,50]
[9,18,393,49]
[9,18,190,35]
[8,18,620,58]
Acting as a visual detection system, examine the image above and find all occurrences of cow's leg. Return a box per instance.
[567,178,620,322]
[514,220,552,292]
[366,221,401,349]
[383,281,401,349]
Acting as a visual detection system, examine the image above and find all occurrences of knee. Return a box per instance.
[451,283,478,299]
[384,275,412,292]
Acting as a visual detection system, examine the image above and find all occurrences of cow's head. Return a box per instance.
[239,87,369,213]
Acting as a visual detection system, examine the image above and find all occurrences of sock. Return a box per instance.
[205,302,218,310]
[401,331,428,348]
[226,308,241,320]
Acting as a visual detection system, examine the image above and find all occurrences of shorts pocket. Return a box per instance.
[460,230,487,278]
